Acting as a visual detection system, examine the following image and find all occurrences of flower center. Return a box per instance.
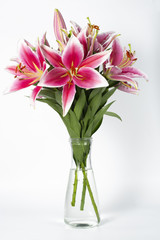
[14,63,26,78]
[14,62,43,84]
[61,62,85,86]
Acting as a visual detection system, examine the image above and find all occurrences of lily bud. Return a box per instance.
[54,9,67,44]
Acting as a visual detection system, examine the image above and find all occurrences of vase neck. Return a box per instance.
[70,138,92,169]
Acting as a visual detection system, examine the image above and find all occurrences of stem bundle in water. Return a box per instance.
[71,165,100,223]
[71,167,78,206]
[80,173,87,210]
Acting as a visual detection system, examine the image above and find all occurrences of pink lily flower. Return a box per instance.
[53,9,115,58]
[39,36,111,116]
[6,40,46,102]
[77,24,116,58]
[105,39,147,93]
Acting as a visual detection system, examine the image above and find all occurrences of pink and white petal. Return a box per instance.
[6,66,22,76]
[77,29,88,58]
[62,83,76,116]
[24,39,35,49]
[31,86,42,104]
[41,45,63,67]
[93,39,103,53]
[102,33,118,50]
[118,83,139,94]
[122,67,148,80]
[110,39,123,66]
[39,67,69,87]
[110,66,122,75]
[97,32,114,45]
[62,36,84,69]
[36,42,45,69]
[109,74,138,89]
[70,21,82,35]
[87,38,95,57]
[73,67,108,89]
[43,61,47,71]
[54,9,67,43]
[19,41,41,72]
[80,50,111,68]
[41,32,50,46]
[7,77,37,93]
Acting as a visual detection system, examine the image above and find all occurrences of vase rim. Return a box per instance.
[69,137,92,143]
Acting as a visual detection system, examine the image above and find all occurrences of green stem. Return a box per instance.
[81,163,100,223]
[71,167,78,206]
[80,173,87,210]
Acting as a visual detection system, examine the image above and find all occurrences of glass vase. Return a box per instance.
[64,138,100,228]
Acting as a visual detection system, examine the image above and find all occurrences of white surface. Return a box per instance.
[0,204,160,240]
[0,0,160,239]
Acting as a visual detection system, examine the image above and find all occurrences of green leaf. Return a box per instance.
[90,118,103,136]
[74,89,86,121]
[82,89,104,137]
[84,120,93,137]
[38,88,56,99]
[89,92,102,117]
[95,101,115,119]
[62,110,81,138]
[88,88,105,102]
[100,87,116,107]
[54,91,62,106]
[68,110,81,137]
[90,101,115,135]
[105,111,122,121]
[81,105,92,137]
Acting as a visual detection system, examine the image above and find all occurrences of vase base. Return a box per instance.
[64,219,98,228]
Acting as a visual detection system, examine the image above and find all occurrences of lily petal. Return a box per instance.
[62,82,76,116]
[122,67,148,80]
[31,86,42,103]
[103,33,119,50]
[6,66,22,76]
[93,39,103,53]
[8,77,37,93]
[110,39,123,66]
[77,29,88,58]
[41,45,63,67]
[109,66,122,75]
[36,42,45,69]
[24,39,35,49]
[39,67,69,87]
[41,32,50,46]
[73,67,108,88]
[97,32,114,45]
[109,74,138,89]
[80,50,111,68]
[19,41,41,72]
[70,21,81,35]
[54,9,67,44]
[118,83,139,94]
[62,36,84,69]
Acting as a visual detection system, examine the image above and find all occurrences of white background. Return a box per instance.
[0,0,160,239]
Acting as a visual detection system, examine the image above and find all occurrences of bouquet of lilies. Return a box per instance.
[6,9,147,223]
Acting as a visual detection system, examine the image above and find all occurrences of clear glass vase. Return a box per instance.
[64,138,100,228]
